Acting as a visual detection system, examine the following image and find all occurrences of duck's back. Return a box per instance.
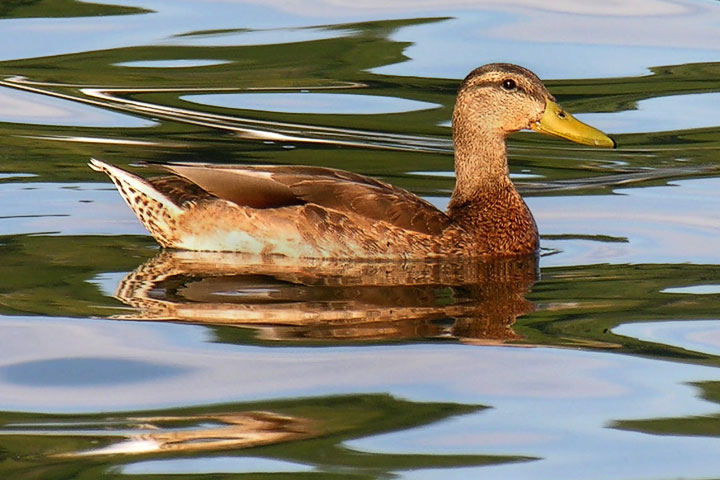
[90,159,454,258]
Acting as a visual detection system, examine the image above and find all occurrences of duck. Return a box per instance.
[90,63,615,259]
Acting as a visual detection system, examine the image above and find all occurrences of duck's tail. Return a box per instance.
[89,158,183,247]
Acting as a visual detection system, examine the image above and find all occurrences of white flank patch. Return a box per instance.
[178,230,267,254]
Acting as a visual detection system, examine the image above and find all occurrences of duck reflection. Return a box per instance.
[2,393,507,468]
[65,411,313,457]
[112,251,539,344]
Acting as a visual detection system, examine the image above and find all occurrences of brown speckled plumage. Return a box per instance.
[90,63,614,259]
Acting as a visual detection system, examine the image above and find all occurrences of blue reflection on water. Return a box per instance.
[2,314,718,479]
[0,86,155,128]
[614,320,720,357]
[182,92,439,114]
[578,93,720,133]
[372,9,720,79]
[122,456,313,475]
[0,357,188,387]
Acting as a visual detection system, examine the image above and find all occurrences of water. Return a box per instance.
[1,0,720,478]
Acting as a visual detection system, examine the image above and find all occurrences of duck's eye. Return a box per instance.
[501,79,517,91]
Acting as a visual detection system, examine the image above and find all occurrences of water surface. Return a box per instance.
[1,1,720,479]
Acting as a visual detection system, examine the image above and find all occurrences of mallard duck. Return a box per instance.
[90,63,614,259]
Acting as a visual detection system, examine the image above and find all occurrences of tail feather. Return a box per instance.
[89,158,183,247]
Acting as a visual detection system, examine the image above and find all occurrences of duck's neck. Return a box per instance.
[448,111,510,209]
[446,112,538,255]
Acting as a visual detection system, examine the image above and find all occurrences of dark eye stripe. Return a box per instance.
[462,79,524,94]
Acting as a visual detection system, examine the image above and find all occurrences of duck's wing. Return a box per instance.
[158,163,450,236]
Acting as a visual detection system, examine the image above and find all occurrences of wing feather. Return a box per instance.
[157,163,450,235]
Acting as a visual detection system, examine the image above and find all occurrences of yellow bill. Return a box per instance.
[531,98,616,148]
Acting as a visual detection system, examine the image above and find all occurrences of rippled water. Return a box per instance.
[2,1,720,479]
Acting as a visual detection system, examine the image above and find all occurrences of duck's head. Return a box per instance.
[455,63,615,148]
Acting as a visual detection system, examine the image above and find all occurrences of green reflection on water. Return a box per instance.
[0,394,526,478]
[613,381,720,438]
[0,16,719,192]
[0,0,151,18]
[524,264,720,364]
[0,235,155,317]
